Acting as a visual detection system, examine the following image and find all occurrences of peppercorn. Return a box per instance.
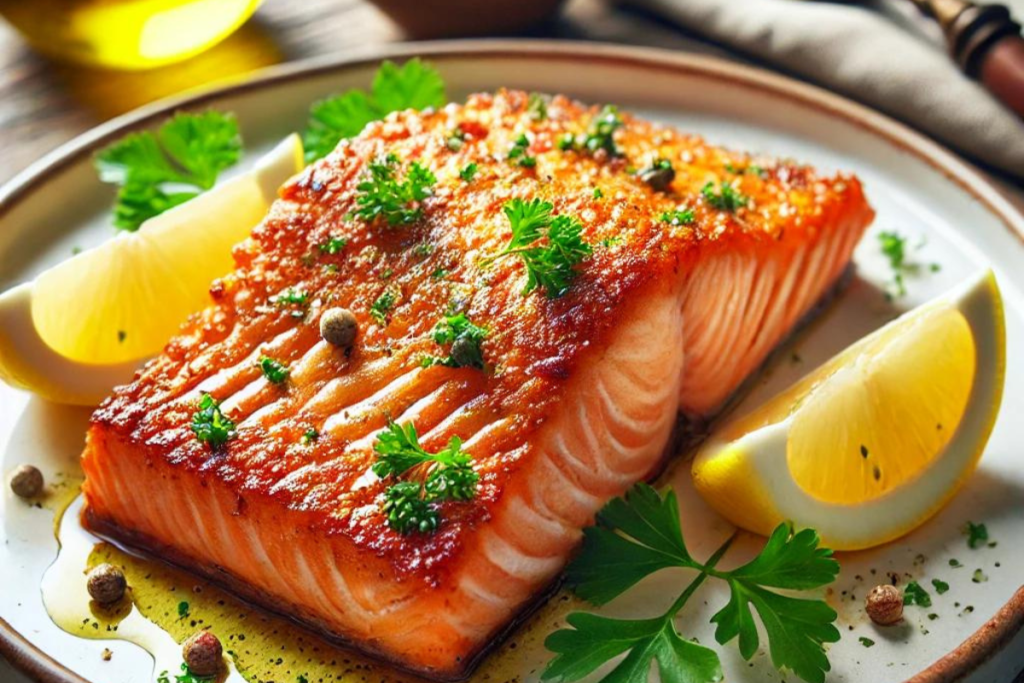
[865,584,903,625]
[86,564,127,604]
[9,464,43,498]
[320,307,358,348]
[639,160,676,192]
[182,630,223,677]
[450,336,483,369]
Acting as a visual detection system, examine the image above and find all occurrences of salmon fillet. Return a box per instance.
[81,90,873,679]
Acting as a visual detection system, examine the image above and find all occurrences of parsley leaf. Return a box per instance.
[903,581,932,607]
[95,111,241,231]
[190,394,235,448]
[568,484,697,605]
[372,421,478,533]
[560,105,624,157]
[257,355,289,384]
[485,198,592,298]
[422,313,487,369]
[303,59,446,162]
[701,181,748,212]
[318,236,348,254]
[459,162,479,183]
[660,209,695,226]
[965,521,989,549]
[355,154,436,226]
[370,290,397,326]
[551,484,841,683]
[507,133,537,168]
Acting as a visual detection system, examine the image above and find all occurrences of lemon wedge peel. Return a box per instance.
[0,134,304,405]
[692,270,1006,551]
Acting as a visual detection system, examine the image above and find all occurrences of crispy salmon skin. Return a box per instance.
[82,90,873,679]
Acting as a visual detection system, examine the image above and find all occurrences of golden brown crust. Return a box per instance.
[90,90,869,583]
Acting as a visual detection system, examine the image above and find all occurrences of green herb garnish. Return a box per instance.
[446,127,466,152]
[965,521,988,549]
[318,236,348,254]
[858,637,875,648]
[528,92,549,121]
[484,198,592,298]
[701,181,748,212]
[355,154,436,226]
[370,290,397,326]
[972,568,988,583]
[931,578,950,595]
[177,601,190,618]
[271,288,309,319]
[903,581,932,607]
[507,133,537,168]
[592,187,603,199]
[422,313,487,369]
[560,105,624,157]
[459,162,479,183]
[373,420,478,533]
[258,355,289,384]
[302,59,446,162]
[95,111,241,231]
[543,484,840,683]
[301,428,319,445]
[660,209,695,226]
[158,663,215,683]
[190,394,235,448]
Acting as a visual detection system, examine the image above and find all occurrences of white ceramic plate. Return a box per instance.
[1,41,1022,683]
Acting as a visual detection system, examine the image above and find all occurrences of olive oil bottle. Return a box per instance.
[0,0,261,70]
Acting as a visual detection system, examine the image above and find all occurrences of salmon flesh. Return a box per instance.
[81,91,874,679]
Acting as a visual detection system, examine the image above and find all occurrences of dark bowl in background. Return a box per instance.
[366,0,568,38]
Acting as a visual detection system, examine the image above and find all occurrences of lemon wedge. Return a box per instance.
[0,134,304,405]
[692,270,1005,550]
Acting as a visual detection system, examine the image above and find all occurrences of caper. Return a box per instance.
[9,464,43,498]
[86,563,127,604]
[182,630,223,677]
[639,161,676,192]
[320,307,358,348]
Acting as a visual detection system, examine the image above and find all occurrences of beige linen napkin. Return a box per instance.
[594,0,1024,179]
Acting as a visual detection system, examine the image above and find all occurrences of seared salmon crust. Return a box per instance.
[82,90,873,679]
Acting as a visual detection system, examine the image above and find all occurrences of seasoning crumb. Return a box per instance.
[101,648,112,662]
[9,464,44,499]
[866,585,904,625]
[86,564,127,605]
[183,630,223,677]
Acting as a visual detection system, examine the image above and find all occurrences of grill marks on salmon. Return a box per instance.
[81,90,874,679]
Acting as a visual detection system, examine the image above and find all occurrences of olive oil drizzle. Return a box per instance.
[43,494,580,683]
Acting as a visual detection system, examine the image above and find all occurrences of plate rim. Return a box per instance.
[1,38,1022,683]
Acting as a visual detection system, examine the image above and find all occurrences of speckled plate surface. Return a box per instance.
[1,41,1023,683]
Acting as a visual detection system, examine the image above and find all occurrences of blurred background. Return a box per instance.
[0,0,1022,190]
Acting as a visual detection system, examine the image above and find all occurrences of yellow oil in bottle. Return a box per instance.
[0,0,262,70]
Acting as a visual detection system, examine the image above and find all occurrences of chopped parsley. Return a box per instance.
[903,581,932,607]
[484,198,592,298]
[177,601,190,618]
[950,558,963,568]
[528,92,549,121]
[301,428,319,445]
[965,521,988,549]
[858,637,875,648]
[370,290,397,326]
[422,313,487,369]
[190,394,235,448]
[355,154,436,226]
[158,663,215,683]
[302,59,446,162]
[701,181,748,212]
[877,231,940,298]
[592,187,603,199]
[95,111,242,231]
[972,568,988,583]
[931,578,950,595]
[459,162,479,183]
[271,288,309,319]
[257,355,289,384]
[507,133,537,168]
[660,208,695,226]
[446,127,466,152]
[544,484,840,683]
[318,236,348,254]
[373,420,478,533]
[431,267,448,280]
[560,105,624,157]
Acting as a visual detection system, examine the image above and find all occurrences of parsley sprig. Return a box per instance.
[701,181,748,212]
[303,59,446,162]
[257,355,289,384]
[422,313,487,369]
[483,198,592,298]
[355,154,436,226]
[95,111,241,231]
[543,484,840,683]
[190,394,236,448]
[877,231,940,299]
[373,421,479,533]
